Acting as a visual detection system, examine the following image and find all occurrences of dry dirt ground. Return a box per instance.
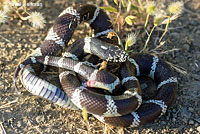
[0,0,200,134]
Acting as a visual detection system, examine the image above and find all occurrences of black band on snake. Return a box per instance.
[14,4,178,127]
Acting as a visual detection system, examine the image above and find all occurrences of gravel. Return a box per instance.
[0,0,200,133]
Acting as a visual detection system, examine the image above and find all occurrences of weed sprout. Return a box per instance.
[29,11,46,28]
[0,0,46,28]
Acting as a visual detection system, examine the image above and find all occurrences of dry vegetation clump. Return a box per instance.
[0,0,46,28]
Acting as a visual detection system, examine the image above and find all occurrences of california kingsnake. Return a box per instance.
[14,4,178,127]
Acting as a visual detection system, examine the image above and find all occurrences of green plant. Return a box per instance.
[101,0,184,53]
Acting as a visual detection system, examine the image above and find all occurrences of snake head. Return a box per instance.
[85,37,129,62]
[104,45,128,62]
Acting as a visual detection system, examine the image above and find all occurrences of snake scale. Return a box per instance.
[14,4,178,127]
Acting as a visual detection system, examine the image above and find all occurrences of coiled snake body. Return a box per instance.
[14,4,178,127]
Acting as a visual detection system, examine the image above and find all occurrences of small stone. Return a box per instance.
[17,121,22,127]
[193,35,200,48]
[192,74,200,81]
[36,115,45,123]
[188,107,194,112]
[189,120,194,125]
[172,109,176,113]
[182,44,190,51]
[197,126,200,132]
[161,121,166,125]
[181,106,191,118]
[189,128,193,132]
[32,44,38,48]
[195,52,200,59]
[170,32,180,40]
[172,118,176,122]
[44,104,52,110]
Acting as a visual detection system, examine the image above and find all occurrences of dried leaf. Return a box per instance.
[114,0,118,5]
[82,107,88,121]
[125,15,136,25]
[161,15,178,24]
[100,7,117,12]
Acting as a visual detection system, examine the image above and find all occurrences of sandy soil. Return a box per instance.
[0,0,200,133]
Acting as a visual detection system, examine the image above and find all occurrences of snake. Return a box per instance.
[14,4,178,127]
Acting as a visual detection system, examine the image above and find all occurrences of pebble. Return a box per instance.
[172,109,176,113]
[195,123,199,127]
[181,106,191,118]
[44,104,51,110]
[182,44,190,51]
[189,120,194,125]
[17,121,22,127]
[197,126,200,132]
[32,44,38,48]
[189,128,193,132]
[190,81,200,92]
[188,107,194,112]
[193,36,200,48]
[161,121,166,125]
[170,32,180,40]
[195,52,200,59]
[36,115,45,123]
[172,118,176,122]
[192,74,200,81]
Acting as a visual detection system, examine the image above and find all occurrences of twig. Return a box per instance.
[0,122,6,134]
[0,35,15,47]
[192,118,200,124]
[0,98,18,109]
[165,61,187,75]
[117,0,122,32]
[150,41,166,52]
[85,121,91,134]
[27,119,43,133]
[151,48,179,55]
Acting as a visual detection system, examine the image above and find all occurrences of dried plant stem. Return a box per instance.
[0,98,18,109]
[151,48,179,55]
[144,14,150,34]
[15,9,30,20]
[153,41,166,51]
[117,0,122,32]
[166,61,187,75]
[0,35,15,46]
[142,25,156,52]
[159,15,171,42]
[85,121,91,134]
[0,122,6,134]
